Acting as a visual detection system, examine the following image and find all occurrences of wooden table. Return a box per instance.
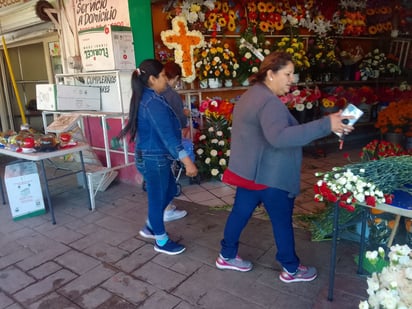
[328,188,412,301]
[0,143,92,224]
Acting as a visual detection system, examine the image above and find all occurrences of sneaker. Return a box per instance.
[164,204,187,222]
[215,254,253,272]
[154,239,186,255]
[279,265,317,283]
[139,225,155,239]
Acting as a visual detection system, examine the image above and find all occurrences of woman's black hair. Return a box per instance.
[250,51,293,83]
[118,59,163,143]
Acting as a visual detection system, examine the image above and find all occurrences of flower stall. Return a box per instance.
[150,0,412,183]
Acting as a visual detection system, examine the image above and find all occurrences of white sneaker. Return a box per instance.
[164,204,187,222]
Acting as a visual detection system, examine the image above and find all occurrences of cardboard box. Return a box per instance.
[78,25,135,71]
[5,162,46,221]
[61,71,133,113]
[36,84,101,111]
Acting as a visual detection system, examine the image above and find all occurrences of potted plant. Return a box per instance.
[194,97,234,180]
[236,31,272,86]
[195,38,228,88]
[275,35,310,82]
[375,99,412,147]
[279,86,321,123]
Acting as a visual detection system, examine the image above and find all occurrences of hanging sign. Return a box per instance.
[0,0,28,10]
[75,0,130,31]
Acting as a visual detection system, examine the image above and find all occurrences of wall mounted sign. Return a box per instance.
[74,0,130,31]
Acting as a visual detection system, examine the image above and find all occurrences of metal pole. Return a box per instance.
[1,36,27,126]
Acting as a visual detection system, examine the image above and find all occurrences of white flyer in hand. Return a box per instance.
[341,103,364,126]
[335,103,364,138]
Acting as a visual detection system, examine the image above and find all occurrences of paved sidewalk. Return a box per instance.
[0,183,366,309]
[0,162,368,308]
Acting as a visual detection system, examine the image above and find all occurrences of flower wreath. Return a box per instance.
[161,16,205,83]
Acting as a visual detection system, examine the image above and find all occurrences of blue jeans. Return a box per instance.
[136,154,177,237]
[220,187,300,273]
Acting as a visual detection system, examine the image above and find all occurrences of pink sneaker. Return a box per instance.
[279,265,317,283]
[215,254,253,272]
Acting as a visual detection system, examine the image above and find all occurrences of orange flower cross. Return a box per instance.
[161,16,204,83]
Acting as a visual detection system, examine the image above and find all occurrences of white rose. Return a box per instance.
[219,158,226,166]
[205,157,211,164]
[196,148,204,155]
[295,103,305,112]
[210,149,218,157]
[216,131,223,136]
[252,66,259,73]
[199,134,206,141]
[211,169,219,176]
[245,52,252,59]
[211,138,218,144]
[208,127,214,132]
[218,140,225,146]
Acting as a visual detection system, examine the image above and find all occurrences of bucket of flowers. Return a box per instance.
[195,38,236,88]
[194,97,234,180]
[319,86,348,115]
[375,98,412,146]
[279,85,321,123]
[275,35,310,82]
[307,36,342,82]
[358,48,402,80]
[236,31,272,86]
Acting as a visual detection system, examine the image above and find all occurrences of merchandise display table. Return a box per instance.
[328,189,412,301]
[0,143,92,224]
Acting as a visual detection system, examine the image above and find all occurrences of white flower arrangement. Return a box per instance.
[237,32,272,84]
[359,49,402,80]
[359,244,412,309]
[171,0,216,25]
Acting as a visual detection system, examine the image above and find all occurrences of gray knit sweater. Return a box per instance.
[228,82,332,196]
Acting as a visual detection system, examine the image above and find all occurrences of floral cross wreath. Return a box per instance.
[161,16,204,83]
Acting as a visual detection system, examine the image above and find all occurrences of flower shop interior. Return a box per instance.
[0,1,411,307]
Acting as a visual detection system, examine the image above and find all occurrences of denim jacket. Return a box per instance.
[136,87,189,160]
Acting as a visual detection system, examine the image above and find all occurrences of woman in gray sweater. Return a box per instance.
[216,51,354,283]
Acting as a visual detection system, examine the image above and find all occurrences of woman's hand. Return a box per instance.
[181,156,198,177]
[329,110,354,136]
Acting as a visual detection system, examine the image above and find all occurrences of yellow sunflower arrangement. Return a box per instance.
[204,1,237,33]
[246,1,284,33]
[276,36,310,74]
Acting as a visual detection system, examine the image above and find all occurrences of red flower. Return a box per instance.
[365,195,376,206]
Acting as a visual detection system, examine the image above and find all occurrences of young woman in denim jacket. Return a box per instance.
[119,59,198,255]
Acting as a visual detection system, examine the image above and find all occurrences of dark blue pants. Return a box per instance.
[136,154,176,237]
[220,187,300,273]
